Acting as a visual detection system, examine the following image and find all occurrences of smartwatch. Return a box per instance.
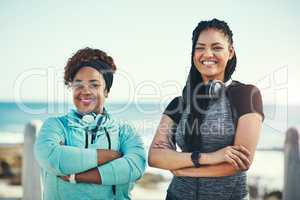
[191,151,201,168]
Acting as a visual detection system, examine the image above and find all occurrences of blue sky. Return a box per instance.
[1,0,299,105]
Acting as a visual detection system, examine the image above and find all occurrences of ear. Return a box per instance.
[228,46,235,60]
[104,89,108,98]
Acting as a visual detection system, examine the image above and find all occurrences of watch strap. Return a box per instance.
[191,151,201,168]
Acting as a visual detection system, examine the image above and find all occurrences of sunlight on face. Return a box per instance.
[71,67,107,114]
[193,28,234,83]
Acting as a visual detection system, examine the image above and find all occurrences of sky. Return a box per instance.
[1,0,299,106]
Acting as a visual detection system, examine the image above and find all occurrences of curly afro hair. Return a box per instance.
[64,47,117,87]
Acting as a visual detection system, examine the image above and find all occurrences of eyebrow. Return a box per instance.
[196,42,223,46]
[73,79,100,83]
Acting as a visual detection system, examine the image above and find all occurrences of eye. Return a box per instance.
[72,83,83,89]
[195,46,205,51]
[213,46,223,51]
[90,83,100,89]
[78,85,84,89]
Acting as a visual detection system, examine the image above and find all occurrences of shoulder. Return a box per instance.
[40,115,70,131]
[227,81,264,120]
[227,81,262,102]
[163,96,185,124]
[117,120,144,147]
[42,117,62,128]
[167,96,184,107]
[228,81,261,94]
[118,120,133,131]
[112,118,137,138]
[37,117,67,139]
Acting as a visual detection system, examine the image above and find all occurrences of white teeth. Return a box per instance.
[202,61,216,65]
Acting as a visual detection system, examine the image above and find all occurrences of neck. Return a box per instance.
[77,107,104,116]
[202,74,225,84]
[94,107,104,115]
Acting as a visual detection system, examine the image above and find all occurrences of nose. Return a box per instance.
[203,48,214,57]
[81,85,92,94]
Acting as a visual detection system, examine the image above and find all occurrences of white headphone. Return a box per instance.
[82,114,95,124]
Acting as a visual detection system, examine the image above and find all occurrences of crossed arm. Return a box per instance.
[57,149,121,184]
[34,118,146,185]
[148,113,262,177]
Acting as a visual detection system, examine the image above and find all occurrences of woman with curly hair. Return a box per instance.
[34,47,146,200]
[148,19,264,200]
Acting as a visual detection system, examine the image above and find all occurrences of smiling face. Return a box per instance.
[193,28,234,83]
[71,67,107,114]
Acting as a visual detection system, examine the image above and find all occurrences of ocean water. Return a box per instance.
[1,101,299,148]
[0,101,163,145]
[0,101,299,190]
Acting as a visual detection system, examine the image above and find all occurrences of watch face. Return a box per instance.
[191,151,201,167]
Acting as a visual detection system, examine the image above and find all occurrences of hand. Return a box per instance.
[171,169,194,177]
[211,145,251,171]
[58,175,70,182]
[97,149,122,165]
[170,169,181,176]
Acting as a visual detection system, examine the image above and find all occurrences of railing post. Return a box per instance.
[283,127,300,200]
[22,120,42,200]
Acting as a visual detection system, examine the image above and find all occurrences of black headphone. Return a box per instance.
[205,79,232,99]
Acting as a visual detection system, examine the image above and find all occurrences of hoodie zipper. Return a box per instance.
[83,120,116,196]
[84,116,104,148]
[85,129,89,148]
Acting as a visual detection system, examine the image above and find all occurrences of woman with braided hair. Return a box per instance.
[149,19,264,200]
[34,47,146,200]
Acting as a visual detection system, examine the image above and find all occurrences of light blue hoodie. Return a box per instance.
[34,109,146,200]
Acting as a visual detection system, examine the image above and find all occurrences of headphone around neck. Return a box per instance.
[205,79,232,99]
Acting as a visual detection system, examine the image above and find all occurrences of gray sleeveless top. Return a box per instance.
[167,95,248,200]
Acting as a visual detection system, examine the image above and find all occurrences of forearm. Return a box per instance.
[75,168,101,184]
[149,147,228,170]
[57,150,120,184]
[34,119,99,176]
[148,148,194,170]
[96,149,121,165]
[98,151,146,185]
[72,151,145,185]
[35,143,98,175]
[174,162,240,177]
[95,123,146,185]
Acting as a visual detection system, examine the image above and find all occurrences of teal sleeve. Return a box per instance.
[97,124,146,185]
[34,117,97,176]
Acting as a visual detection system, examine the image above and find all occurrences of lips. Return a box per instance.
[79,98,95,105]
[201,60,217,65]
[81,99,93,103]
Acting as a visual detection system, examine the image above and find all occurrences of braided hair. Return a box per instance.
[183,19,237,151]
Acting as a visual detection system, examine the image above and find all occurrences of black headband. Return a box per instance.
[73,60,114,92]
